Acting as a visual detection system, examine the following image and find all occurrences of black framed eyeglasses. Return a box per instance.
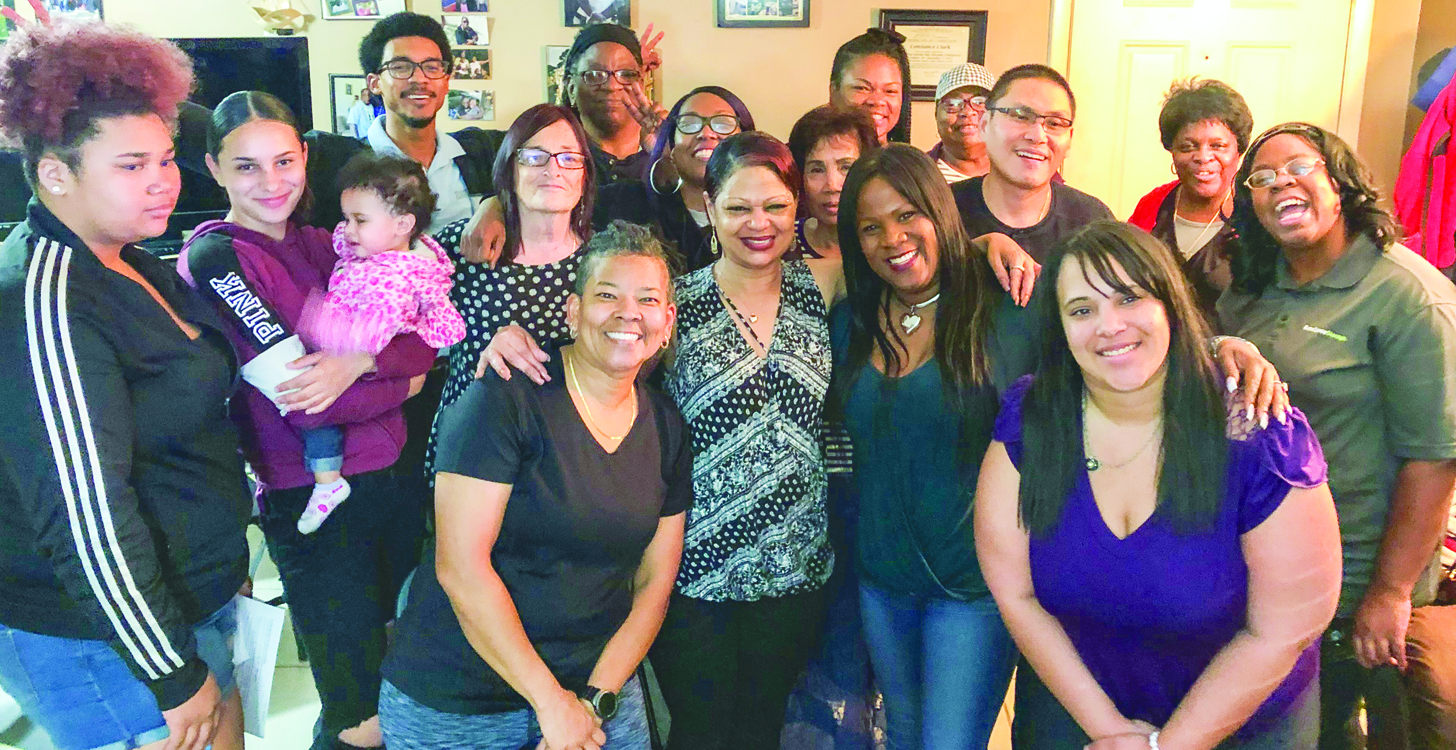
[988,106,1073,135]
[939,96,988,115]
[515,148,589,170]
[378,58,450,80]
[676,114,739,136]
[578,68,643,87]
[1244,158,1326,189]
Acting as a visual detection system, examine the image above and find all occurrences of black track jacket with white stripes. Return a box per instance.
[0,201,252,710]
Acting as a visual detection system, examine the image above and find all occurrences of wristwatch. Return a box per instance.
[579,686,618,720]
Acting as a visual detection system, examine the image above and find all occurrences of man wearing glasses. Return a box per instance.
[928,63,996,184]
[951,64,1113,264]
[559,23,667,184]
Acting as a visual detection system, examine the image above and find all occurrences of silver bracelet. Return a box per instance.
[1208,335,1258,358]
[1148,730,1160,750]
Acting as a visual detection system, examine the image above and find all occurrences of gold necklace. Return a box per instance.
[566,350,637,442]
[1082,390,1161,472]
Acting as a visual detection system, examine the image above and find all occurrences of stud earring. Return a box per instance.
[49,186,63,195]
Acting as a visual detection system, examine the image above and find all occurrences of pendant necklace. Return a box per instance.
[566,350,636,442]
[1082,390,1161,471]
[898,293,940,335]
[1174,184,1231,256]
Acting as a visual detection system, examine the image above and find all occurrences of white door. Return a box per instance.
[1061,0,1356,218]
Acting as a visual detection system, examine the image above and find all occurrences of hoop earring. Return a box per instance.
[649,158,683,197]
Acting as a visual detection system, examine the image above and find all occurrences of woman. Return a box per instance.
[379,222,689,750]
[0,14,249,750]
[829,28,912,145]
[597,85,755,273]
[788,103,880,261]
[1128,78,1253,325]
[428,103,598,471]
[178,91,436,750]
[975,220,1342,749]
[1219,123,1456,750]
[832,144,1044,750]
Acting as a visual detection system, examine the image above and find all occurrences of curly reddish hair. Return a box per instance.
[0,18,193,186]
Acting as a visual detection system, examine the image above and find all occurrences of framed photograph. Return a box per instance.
[440,0,487,11]
[715,0,808,29]
[0,1,14,46]
[443,14,488,45]
[321,0,404,20]
[33,0,102,20]
[329,74,374,138]
[450,48,491,81]
[448,89,494,122]
[565,0,629,28]
[544,45,571,105]
[879,10,988,101]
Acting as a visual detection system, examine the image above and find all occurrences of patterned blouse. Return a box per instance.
[427,219,583,475]
[666,260,834,602]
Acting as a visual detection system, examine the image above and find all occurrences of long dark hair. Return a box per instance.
[648,85,756,180]
[1230,122,1399,295]
[830,28,912,144]
[490,103,597,264]
[1019,221,1225,537]
[834,144,999,405]
[208,90,314,225]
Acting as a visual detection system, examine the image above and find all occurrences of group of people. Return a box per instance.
[0,4,1452,750]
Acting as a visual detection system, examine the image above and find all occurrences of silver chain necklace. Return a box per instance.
[1082,390,1162,471]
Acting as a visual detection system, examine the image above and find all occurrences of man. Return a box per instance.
[345,86,374,141]
[558,22,666,184]
[928,62,994,183]
[952,64,1113,264]
[453,16,478,46]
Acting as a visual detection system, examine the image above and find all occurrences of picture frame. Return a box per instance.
[440,0,487,11]
[450,48,491,81]
[715,0,808,29]
[0,1,14,46]
[329,74,372,138]
[448,89,494,122]
[564,0,629,28]
[321,0,404,20]
[544,45,571,105]
[878,9,988,101]
[443,14,488,46]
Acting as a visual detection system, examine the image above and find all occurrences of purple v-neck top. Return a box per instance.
[994,375,1327,737]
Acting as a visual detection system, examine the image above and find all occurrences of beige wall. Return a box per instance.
[93,0,1049,149]
[1358,0,1424,197]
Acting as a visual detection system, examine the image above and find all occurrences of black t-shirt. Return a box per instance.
[951,176,1114,263]
[382,353,693,714]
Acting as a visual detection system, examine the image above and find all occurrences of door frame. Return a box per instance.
[1046,0,1375,147]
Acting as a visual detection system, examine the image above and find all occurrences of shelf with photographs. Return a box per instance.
[447,88,494,122]
[566,0,628,28]
[715,0,808,29]
[321,0,404,20]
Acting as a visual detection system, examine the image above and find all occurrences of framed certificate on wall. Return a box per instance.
[878,10,988,101]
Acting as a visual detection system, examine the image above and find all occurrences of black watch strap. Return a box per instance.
[580,686,619,720]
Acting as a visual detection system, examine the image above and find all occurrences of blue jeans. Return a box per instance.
[301,425,344,473]
[379,675,651,750]
[0,599,238,750]
[859,582,1017,750]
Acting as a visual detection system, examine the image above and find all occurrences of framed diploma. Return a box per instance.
[878,10,988,101]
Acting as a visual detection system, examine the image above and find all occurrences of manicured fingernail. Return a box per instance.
[1226,376,1237,393]
[1259,413,1268,429]
[1245,404,1254,421]
[1277,408,1287,425]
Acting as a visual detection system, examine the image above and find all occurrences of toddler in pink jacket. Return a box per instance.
[291,153,465,533]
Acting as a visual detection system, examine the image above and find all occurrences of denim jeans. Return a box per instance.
[379,675,651,750]
[859,582,1018,750]
[0,599,238,750]
[301,425,345,473]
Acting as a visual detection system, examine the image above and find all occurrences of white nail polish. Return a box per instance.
[1226,376,1237,393]
[1259,414,1268,429]
[1246,405,1254,421]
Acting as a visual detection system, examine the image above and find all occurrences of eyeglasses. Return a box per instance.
[378,58,450,80]
[578,68,642,87]
[515,148,589,170]
[988,106,1073,135]
[676,114,740,136]
[1244,157,1326,189]
[939,96,987,115]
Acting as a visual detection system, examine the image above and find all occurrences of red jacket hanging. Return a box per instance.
[1395,76,1456,269]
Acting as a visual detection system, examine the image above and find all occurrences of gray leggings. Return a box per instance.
[379,675,651,750]
[1011,663,1321,750]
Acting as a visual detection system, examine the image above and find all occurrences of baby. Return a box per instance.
[288,152,465,533]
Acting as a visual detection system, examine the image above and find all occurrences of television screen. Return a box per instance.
[170,36,313,130]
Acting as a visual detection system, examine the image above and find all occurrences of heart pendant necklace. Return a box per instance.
[898,293,941,335]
